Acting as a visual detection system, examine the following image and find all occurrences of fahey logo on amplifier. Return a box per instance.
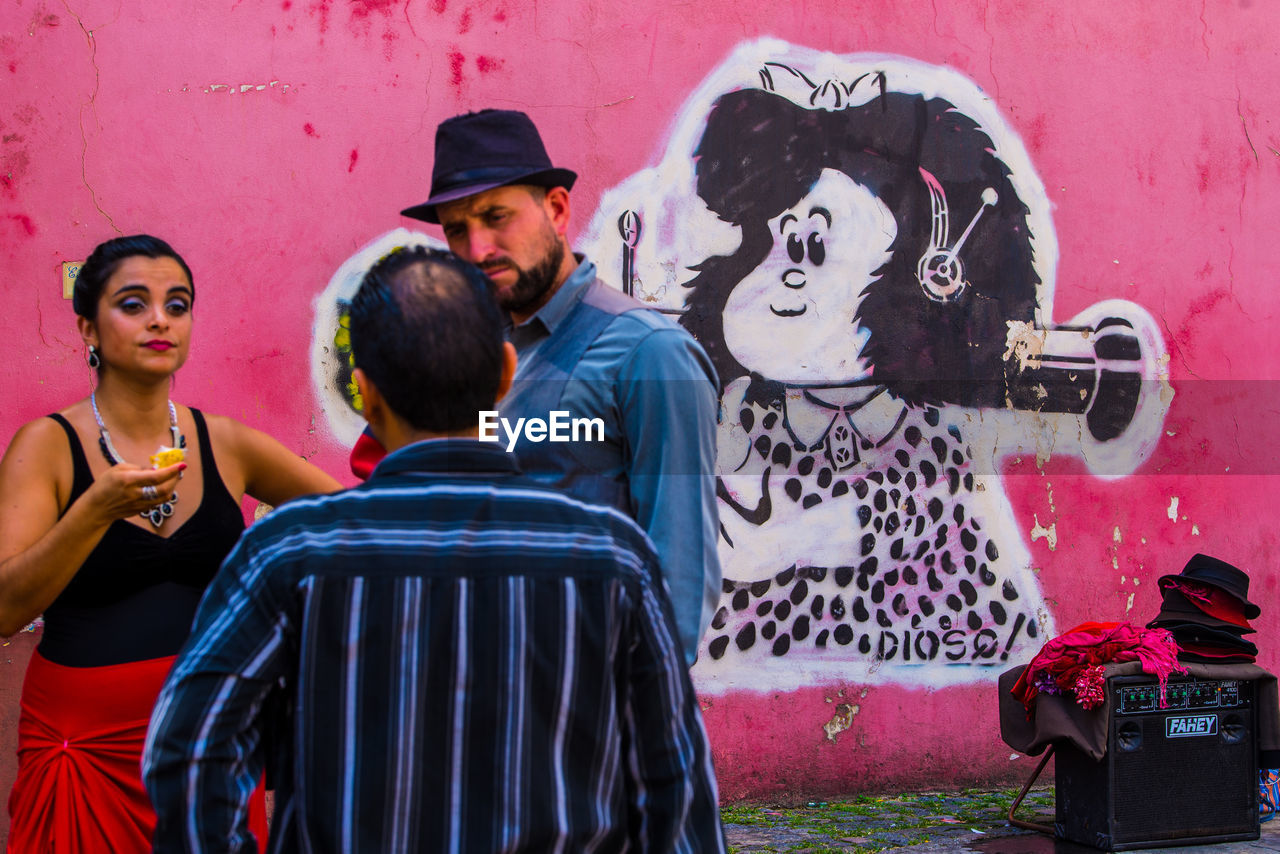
[1166,714,1218,738]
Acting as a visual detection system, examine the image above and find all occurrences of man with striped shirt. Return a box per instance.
[143,247,724,852]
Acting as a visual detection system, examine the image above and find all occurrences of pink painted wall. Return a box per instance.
[3,0,1279,831]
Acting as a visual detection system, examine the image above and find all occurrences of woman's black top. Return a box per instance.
[38,409,246,667]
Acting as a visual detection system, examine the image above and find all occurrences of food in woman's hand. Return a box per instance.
[149,446,185,469]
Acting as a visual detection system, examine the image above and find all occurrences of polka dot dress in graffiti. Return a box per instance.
[709,382,1049,682]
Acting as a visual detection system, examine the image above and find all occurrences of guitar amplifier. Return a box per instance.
[1055,673,1260,850]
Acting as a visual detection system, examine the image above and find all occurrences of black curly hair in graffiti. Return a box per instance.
[680,87,1039,408]
[73,235,194,321]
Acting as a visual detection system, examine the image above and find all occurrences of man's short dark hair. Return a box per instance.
[349,246,504,433]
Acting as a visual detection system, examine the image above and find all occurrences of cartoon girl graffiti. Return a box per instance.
[676,84,1053,680]
[518,42,1170,689]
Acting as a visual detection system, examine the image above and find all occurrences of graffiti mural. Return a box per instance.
[580,40,1171,691]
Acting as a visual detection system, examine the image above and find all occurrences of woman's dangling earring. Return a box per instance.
[87,345,100,370]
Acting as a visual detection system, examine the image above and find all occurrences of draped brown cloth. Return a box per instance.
[999,661,1280,764]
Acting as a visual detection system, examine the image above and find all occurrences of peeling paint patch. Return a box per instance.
[1167,496,1179,521]
[1191,524,1200,536]
[1030,514,1057,550]
[1002,320,1044,373]
[823,703,858,743]
[1113,526,1122,543]
[1035,607,1053,639]
[201,80,291,94]
[1158,353,1174,403]
[1124,592,1135,614]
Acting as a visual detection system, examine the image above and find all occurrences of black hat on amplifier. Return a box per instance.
[1157,553,1260,619]
[1152,622,1258,656]
[1147,586,1256,634]
[1176,648,1257,664]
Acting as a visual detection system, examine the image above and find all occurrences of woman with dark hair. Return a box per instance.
[0,235,341,851]
[681,87,1048,674]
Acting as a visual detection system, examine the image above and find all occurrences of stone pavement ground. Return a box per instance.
[722,787,1280,853]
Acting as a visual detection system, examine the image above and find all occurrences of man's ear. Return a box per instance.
[543,186,571,237]
[495,341,517,403]
[354,368,387,437]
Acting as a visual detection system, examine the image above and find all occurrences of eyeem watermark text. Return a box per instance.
[479,410,605,452]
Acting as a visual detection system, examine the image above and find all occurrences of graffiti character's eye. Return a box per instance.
[807,233,825,266]
[787,233,804,263]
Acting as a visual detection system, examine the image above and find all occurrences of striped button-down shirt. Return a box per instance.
[143,439,724,853]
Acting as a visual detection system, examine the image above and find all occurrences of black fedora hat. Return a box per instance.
[401,109,577,224]
[1147,587,1255,634]
[1156,622,1258,655]
[1157,553,1260,619]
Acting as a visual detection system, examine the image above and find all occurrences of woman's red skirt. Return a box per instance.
[7,650,267,853]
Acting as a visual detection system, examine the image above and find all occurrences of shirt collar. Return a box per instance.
[508,255,595,342]
[370,437,521,480]
[783,386,907,449]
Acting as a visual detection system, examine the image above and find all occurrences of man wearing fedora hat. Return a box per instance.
[382,108,722,666]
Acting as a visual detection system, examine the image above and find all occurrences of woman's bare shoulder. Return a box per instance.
[188,409,307,473]
[194,410,264,450]
[0,412,79,511]
[6,412,76,458]
[191,409,340,501]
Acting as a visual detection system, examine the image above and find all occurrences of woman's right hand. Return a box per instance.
[84,461,187,525]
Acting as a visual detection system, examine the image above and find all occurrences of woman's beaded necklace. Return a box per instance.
[90,390,186,528]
